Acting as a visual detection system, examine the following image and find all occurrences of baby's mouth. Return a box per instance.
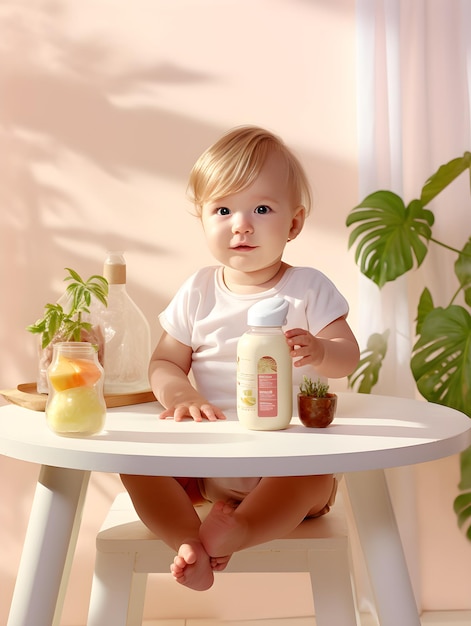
[231,243,256,251]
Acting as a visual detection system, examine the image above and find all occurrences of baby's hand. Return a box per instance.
[285,327,325,368]
[159,402,226,422]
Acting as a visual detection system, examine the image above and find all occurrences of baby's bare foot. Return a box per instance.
[210,554,232,571]
[170,540,214,591]
[200,500,247,558]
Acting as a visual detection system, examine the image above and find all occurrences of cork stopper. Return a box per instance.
[104,251,126,285]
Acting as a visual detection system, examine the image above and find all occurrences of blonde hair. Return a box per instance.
[187,125,312,216]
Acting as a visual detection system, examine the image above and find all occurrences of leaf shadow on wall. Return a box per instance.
[0,6,231,616]
[0,2,229,383]
[0,1,357,383]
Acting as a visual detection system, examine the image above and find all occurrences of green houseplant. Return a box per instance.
[27,268,108,393]
[297,376,337,428]
[345,152,471,537]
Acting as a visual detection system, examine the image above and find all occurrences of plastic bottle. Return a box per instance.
[100,252,152,394]
[237,297,292,430]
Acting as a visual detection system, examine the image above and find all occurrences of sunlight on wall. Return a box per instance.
[0,0,360,390]
[0,2,360,623]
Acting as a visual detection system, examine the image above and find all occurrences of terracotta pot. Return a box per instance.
[297,393,337,428]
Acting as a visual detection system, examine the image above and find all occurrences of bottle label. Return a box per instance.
[237,370,257,408]
[257,356,278,417]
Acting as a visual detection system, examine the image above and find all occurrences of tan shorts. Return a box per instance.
[175,476,261,505]
[175,475,338,519]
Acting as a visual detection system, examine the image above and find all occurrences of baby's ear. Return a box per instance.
[288,206,306,240]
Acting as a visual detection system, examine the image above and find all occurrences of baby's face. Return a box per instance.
[200,152,304,288]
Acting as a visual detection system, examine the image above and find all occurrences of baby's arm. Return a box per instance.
[285,317,359,378]
[149,331,226,422]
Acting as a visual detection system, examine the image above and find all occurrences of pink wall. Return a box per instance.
[0,2,469,624]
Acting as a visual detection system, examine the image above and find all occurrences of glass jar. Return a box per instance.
[45,342,106,436]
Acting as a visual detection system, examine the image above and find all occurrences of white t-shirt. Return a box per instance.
[159,265,349,412]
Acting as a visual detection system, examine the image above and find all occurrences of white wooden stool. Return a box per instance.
[87,490,358,626]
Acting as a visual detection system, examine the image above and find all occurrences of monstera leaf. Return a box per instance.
[455,237,471,307]
[420,152,471,205]
[347,153,471,540]
[411,305,471,416]
[415,287,435,335]
[346,192,434,288]
[348,330,389,393]
[454,447,471,540]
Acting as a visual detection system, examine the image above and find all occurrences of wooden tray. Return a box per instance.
[0,383,156,412]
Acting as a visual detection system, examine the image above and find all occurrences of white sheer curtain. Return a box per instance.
[356,0,471,389]
[356,0,414,399]
[354,0,471,615]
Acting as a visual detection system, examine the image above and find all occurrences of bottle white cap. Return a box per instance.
[247,297,289,327]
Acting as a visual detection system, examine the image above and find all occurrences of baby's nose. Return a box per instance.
[232,215,254,233]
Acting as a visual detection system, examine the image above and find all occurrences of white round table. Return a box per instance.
[1,392,470,626]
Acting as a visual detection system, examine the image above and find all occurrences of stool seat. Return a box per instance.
[87,490,358,626]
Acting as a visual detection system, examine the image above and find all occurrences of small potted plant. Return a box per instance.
[27,268,108,393]
[297,376,337,428]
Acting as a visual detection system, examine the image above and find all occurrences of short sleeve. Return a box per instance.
[158,273,199,347]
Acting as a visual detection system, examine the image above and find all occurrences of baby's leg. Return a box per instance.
[120,474,214,590]
[200,474,335,559]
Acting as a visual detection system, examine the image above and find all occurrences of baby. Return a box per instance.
[121,125,359,591]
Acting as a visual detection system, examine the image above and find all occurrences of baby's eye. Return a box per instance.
[255,205,271,214]
[216,207,231,216]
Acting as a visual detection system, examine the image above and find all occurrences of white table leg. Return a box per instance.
[345,469,420,626]
[7,465,90,626]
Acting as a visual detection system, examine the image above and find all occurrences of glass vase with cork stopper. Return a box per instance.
[100,251,152,394]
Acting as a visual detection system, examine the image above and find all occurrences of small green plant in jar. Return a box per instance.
[297,376,337,428]
[299,376,330,398]
[27,268,108,393]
